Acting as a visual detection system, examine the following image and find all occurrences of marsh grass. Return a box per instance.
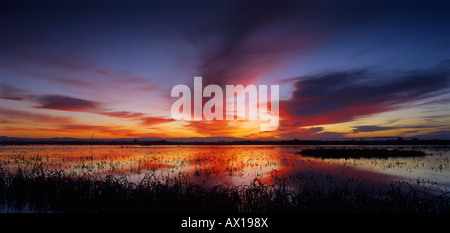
[0,165,448,213]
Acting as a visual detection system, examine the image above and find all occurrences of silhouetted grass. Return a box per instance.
[299,148,427,159]
[0,165,448,213]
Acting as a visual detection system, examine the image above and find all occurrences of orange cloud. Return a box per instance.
[139,116,174,126]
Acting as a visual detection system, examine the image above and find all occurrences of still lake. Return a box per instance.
[1,145,449,193]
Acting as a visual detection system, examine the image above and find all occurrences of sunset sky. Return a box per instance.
[1,0,449,140]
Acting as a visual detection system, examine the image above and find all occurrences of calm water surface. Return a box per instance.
[1,145,449,192]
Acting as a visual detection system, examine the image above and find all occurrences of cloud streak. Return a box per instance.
[0,107,74,125]
[190,1,313,87]
[33,95,101,112]
[352,126,397,133]
[1,84,173,128]
[280,61,449,129]
[0,83,29,101]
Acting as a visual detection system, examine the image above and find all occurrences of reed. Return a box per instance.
[0,165,448,213]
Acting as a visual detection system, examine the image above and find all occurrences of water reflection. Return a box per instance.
[0,145,448,191]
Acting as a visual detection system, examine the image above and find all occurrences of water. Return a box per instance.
[1,145,449,192]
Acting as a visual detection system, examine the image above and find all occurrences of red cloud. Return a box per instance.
[0,107,74,124]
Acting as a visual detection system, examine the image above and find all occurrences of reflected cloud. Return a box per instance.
[2,145,445,191]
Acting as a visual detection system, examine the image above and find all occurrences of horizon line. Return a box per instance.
[0,136,450,145]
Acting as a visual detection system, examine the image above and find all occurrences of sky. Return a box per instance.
[0,0,449,140]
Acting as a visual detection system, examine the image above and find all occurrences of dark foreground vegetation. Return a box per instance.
[1,166,448,213]
[300,148,427,159]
